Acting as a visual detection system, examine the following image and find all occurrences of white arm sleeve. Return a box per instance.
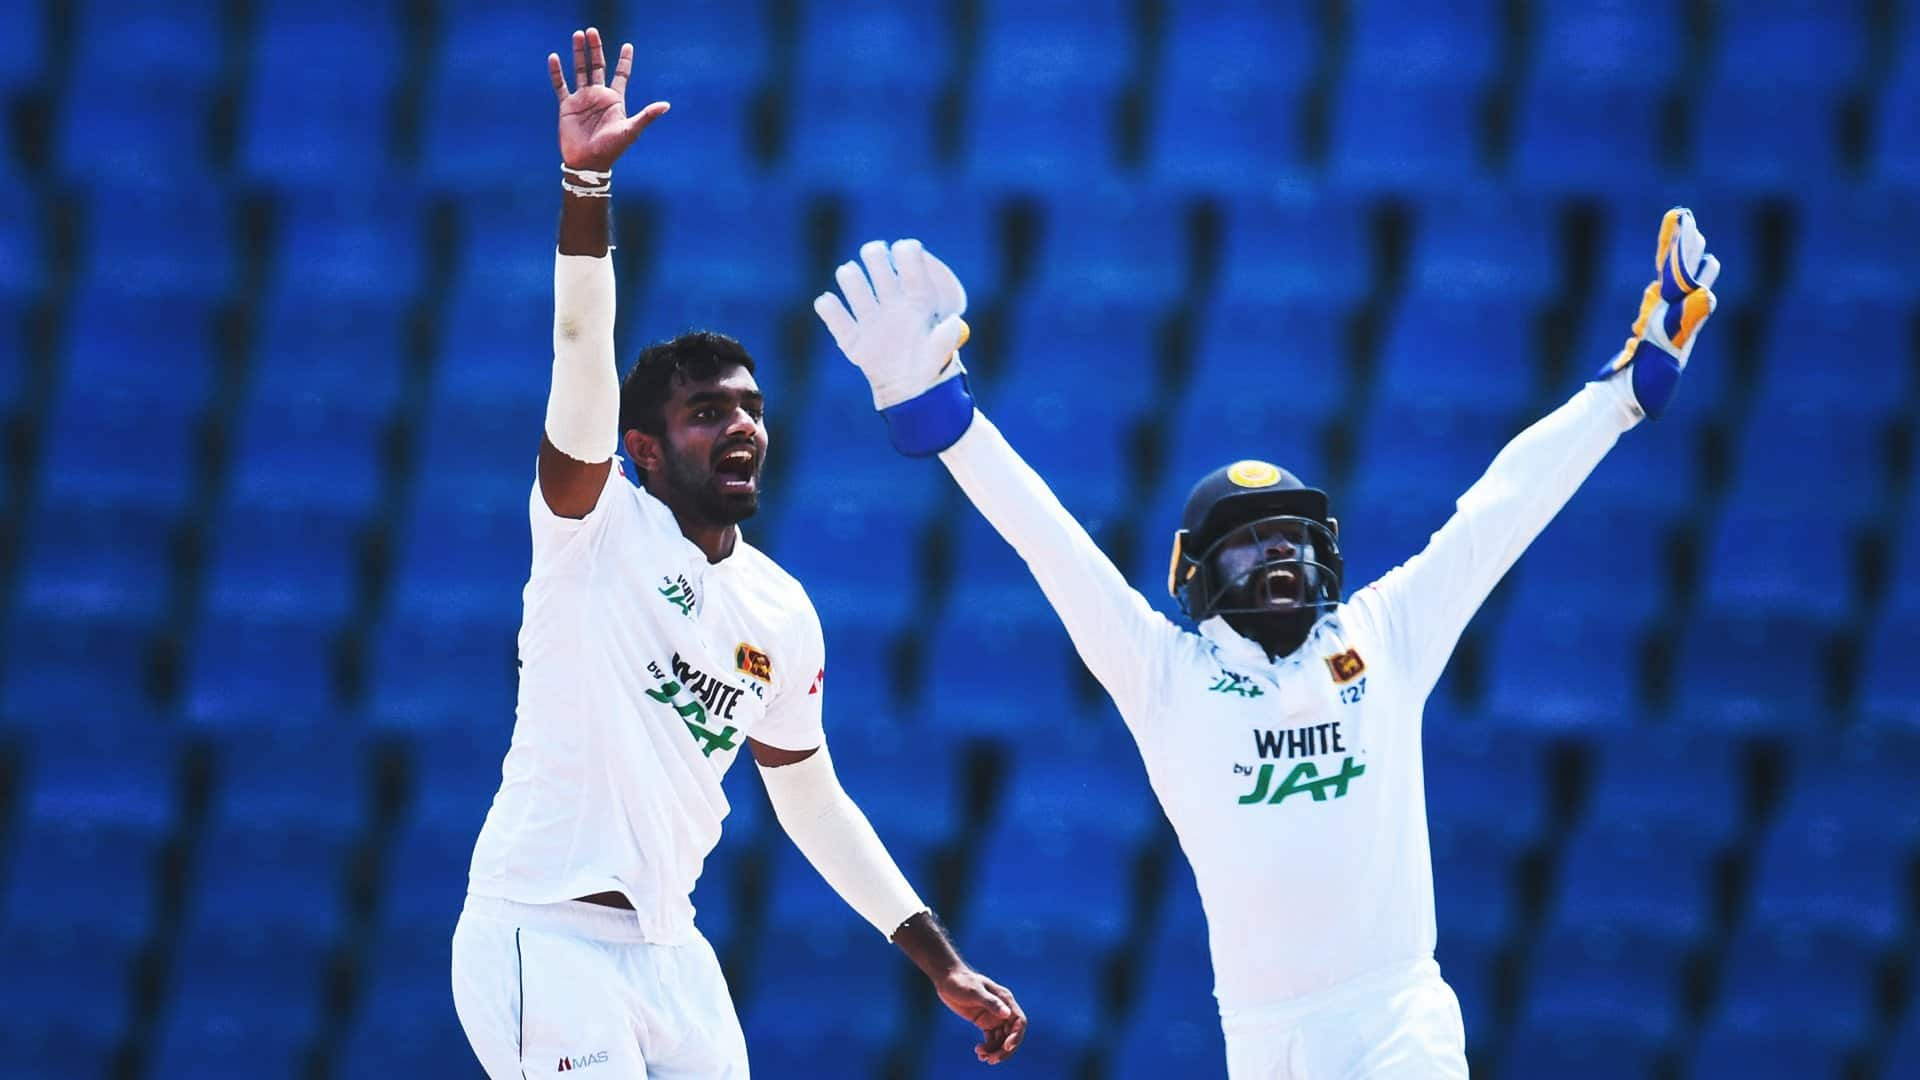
[1346,378,1642,697]
[758,746,926,939]
[545,250,619,464]
[938,413,1181,725]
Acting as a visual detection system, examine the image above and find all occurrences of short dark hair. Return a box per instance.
[618,330,757,437]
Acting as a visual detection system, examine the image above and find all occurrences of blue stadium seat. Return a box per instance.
[921,925,1101,1080]
[270,184,429,300]
[1146,0,1317,191]
[0,184,39,300]
[241,3,403,183]
[1750,296,1913,422]
[609,0,772,188]
[962,0,1133,190]
[0,295,28,422]
[436,280,556,407]
[1684,1017,1851,1080]
[0,2,45,98]
[63,0,224,178]
[1214,185,1374,307]
[11,497,175,635]
[922,587,1085,734]
[999,287,1162,398]
[387,485,530,625]
[409,390,543,509]
[803,601,909,731]
[0,930,136,1074]
[183,822,352,947]
[37,379,199,513]
[1186,296,1355,430]
[1877,55,1920,186]
[764,485,927,632]
[1692,3,1868,192]
[1697,507,1856,627]
[1860,612,1920,725]
[339,1003,481,1080]
[203,494,365,625]
[1885,997,1920,1080]
[739,909,908,1075]
[0,816,165,951]
[247,288,410,421]
[793,0,950,98]
[226,391,388,522]
[1341,403,1511,588]
[1484,604,1647,729]
[968,823,1139,951]
[1502,1021,1662,1080]
[82,183,235,296]
[1698,924,1876,1070]
[1512,3,1684,192]
[419,6,595,189]
[368,606,521,725]
[1792,186,1920,301]
[207,726,373,839]
[1745,816,1904,947]
[994,746,1159,849]
[1722,406,1889,526]
[1026,186,1188,303]
[784,80,943,190]
[1372,290,1545,420]
[1505,503,1670,619]
[1517,919,1687,1049]
[1425,724,1549,856]
[834,180,1007,303]
[1407,191,1563,303]
[1672,610,1832,730]
[986,385,1137,531]
[1328,0,1501,189]
[1548,821,1715,947]
[1159,384,1330,515]
[828,727,964,855]
[184,608,342,724]
[1440,943,1500,1056]
[152,932,323,1079]
[60,285,219,415]
[1582,726,1743,856]
[643,183,810,298]
[0,607,157,719]
[1431,816,1523,953]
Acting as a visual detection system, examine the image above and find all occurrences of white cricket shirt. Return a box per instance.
[466,464,826,943]
[939,382,1639,1011]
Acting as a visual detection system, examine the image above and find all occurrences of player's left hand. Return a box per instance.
[1594,207,1722,419]
[933,966,1026,1065]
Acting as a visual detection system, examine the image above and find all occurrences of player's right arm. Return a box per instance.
[814,243,1177,719]
[537,27,669,518]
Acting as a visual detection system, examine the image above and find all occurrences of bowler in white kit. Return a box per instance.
[814,207,1721,1076]
[449,28,1026,1078]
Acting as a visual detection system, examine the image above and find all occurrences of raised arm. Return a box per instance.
[1351,208,1722,695]
[814,242,1179,721]
[537,27,669,518]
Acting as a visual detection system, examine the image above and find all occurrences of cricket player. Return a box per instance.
[449,29,1026,1078]
[813,210,1720,1077]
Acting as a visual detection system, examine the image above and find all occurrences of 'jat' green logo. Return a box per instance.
[658,576,695,617]
[1236,757,1366,805]
[645,678,738,757]
[1208,671,1264,698]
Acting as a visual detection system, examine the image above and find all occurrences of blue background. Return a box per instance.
[1,1,1917,1078]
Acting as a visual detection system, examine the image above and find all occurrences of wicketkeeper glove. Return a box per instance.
[814,239,976,456]
[1594,207,1722,419]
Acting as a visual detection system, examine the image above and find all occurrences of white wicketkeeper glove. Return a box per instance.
[814,239,977,456]
[1593,207,1722,419]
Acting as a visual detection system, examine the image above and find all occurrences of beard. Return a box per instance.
[658,440,760,526]
[1221,606,1321,660]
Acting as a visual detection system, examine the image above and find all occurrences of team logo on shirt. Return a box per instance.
[735,643,773,683]
[1324,647,1366,684]
[1206,669,1265,698]
[657,574,697,618]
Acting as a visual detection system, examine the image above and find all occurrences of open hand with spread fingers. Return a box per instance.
[548,27,670,174]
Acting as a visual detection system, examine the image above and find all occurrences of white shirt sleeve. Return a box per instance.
[1344,379,1642,698]
[752,588,827,752]
[938,412,1182,731]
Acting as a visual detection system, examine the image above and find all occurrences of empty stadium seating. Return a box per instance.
[0,2,1915,1078]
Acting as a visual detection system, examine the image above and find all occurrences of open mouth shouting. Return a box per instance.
[713,443,760,495]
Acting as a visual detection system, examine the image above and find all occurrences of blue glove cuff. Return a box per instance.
[1592,339,1681,419]
[880,374,977,457]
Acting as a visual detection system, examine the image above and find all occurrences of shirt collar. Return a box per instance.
[1197,613,1338,670]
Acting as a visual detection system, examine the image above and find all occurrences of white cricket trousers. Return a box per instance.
[1220,957,1469,1079]
[451,894,749,1079]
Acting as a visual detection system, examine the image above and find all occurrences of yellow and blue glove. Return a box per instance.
[1594,207,1722,419]
[814,239,975,456]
